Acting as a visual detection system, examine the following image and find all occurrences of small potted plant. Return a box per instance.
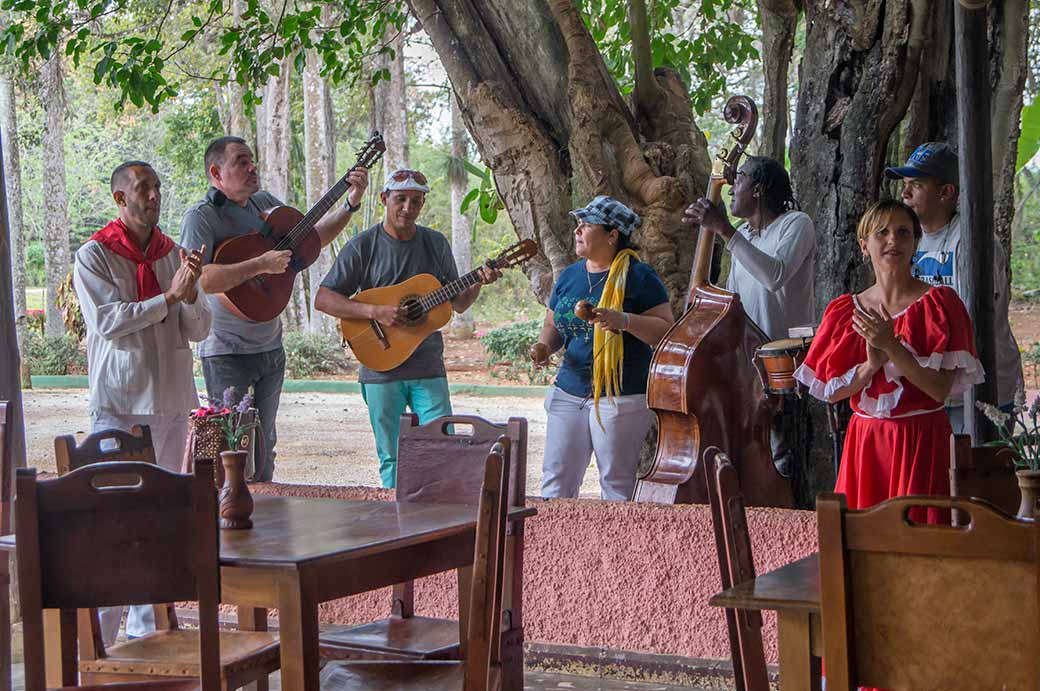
[977,393,1040,518]
[213,387,258,530]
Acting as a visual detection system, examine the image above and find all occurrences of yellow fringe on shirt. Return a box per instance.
[592,248,639,425]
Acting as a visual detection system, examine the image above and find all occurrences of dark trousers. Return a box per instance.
[202,347,285,482]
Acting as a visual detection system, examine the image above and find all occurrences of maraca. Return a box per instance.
[575,300,597,321]
[529,342,550,366]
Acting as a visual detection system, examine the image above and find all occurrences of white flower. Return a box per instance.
[976,401,1010,427]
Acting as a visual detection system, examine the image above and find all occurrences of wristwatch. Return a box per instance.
[345,199,362,213]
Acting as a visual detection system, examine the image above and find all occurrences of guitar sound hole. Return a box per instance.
[400,297,425,325]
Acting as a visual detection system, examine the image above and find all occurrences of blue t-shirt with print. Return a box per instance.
[549,259,669,398]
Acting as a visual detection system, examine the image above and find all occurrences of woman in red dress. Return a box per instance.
[794,199,984,521]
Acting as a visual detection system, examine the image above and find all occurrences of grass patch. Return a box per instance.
[26,287,44,310]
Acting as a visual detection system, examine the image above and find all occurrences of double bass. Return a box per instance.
[634,96,793,508]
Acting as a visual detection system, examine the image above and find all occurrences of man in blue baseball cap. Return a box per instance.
[885,142,1023,431]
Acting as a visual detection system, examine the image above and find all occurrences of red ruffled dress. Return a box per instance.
[794,286,984,521]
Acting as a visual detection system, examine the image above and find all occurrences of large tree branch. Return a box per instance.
[628,0,661,115]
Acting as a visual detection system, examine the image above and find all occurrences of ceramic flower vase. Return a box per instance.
[219,450,254,530]
[1016,469,1040,519]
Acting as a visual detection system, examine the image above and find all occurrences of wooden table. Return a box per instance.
[6,494,535,691]
[709,554,822,691]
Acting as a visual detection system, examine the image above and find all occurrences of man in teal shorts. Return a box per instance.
[315,169,499,487]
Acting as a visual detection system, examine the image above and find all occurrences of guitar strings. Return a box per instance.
[273,141,383,252]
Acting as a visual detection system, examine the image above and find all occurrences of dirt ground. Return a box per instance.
[22,389,605,498]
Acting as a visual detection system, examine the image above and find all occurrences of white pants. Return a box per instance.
[90,411,188,644]
[540,387,654,501]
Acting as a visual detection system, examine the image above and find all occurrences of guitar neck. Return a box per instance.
[421,268,488,311]
[288,172,356,244]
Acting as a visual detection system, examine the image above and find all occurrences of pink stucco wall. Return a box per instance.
[252,483,818,664]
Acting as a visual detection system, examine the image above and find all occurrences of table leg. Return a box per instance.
[277,575,319,691]
[43,609,77,688]
[777,611,821,691]
[238,607,269,691]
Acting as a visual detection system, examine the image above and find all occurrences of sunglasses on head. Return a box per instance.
[390,169,428,185]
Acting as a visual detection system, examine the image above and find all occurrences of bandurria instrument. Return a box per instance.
[634,95,793,508]
[211,133,387,322]
[340,239,538,372]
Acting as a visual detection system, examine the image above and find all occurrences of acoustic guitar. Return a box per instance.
[340,239,537,371]
[211,133,386,322]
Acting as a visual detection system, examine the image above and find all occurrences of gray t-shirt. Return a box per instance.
[321,223,459,383]
[911,214,1023,407]
[179,188,284,358]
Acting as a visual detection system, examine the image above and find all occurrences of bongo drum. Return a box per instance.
[756,337,812,395]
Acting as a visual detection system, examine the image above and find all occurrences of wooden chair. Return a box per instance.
[703,447,769,691]
[0,402,13,691]
[51,431,280,691]
[320,414,527,671]
[817,492,1040,690]
[54,425,157,475]
[949,433,1019,524]
[320,437,511,691]
[17,460,223,691]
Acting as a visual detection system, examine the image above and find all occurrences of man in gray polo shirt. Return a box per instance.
[885,141,1023,431]
[315,169,498,487]
[180,136,369,481]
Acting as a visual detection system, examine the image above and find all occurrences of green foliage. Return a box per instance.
[458,161,503,225]
[578,0,758,114]
[0,0,406,112]
[22,331,86,375]
[479,320,553,385]
[1018,100,1040,172]
[283,331,351,379]
[25,241,44,286]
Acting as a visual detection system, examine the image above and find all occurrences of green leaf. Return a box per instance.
[1018,100,1040,172]
[460,188,480,214]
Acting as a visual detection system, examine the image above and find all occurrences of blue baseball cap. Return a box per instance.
[570,195,641,236]
[884,142,959,185]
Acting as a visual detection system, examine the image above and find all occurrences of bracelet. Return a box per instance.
[622,312,630,331]
[345,199,362,213]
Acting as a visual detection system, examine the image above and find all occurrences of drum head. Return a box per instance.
[758,336,812,356]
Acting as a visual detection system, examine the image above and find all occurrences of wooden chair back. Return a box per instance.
[0,401,13,535]
[54,426,156,476]
[393,413,526,619]
[817,492,1040,690]
[462,437,510,691]
[949,433,1019,524]
[703,447,768,691]
[16,460,221,691]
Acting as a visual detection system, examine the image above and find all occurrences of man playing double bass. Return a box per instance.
[684,156,816,477]
[180,136,369,481]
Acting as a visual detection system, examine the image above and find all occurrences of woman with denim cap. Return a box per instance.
[531,196,674,500]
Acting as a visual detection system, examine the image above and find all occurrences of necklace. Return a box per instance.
[586,266,607,294]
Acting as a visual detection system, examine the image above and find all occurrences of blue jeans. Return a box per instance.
[360,377,453,488]
[202,347,285,482]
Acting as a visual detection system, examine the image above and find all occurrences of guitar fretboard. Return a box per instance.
[277,173,356,251]
[418,268,490,313]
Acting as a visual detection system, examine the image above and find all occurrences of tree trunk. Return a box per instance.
[0,72,28,387]
[791,0,931,310]
[304,44,336,336]
[407,0,710,307]
[757,0,798,162]
[989,0,1030,271]
[226,0,251,139]
[39,53,70,337]
[263,54,304,332]
[449,93,474,338]
[370,29,409,172]
[0,115,27,471]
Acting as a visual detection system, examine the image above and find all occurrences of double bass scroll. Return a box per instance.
[634,95,793,508]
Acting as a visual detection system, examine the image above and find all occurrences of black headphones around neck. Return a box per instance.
[206,187,227,207]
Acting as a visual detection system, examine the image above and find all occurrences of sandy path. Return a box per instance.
[22,389,604,497]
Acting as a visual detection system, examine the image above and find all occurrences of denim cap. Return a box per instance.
[382,168,431,194]
[884,142,959,185]
[570,195,641,236]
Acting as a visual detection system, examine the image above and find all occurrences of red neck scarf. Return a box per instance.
[91,218,176,301]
